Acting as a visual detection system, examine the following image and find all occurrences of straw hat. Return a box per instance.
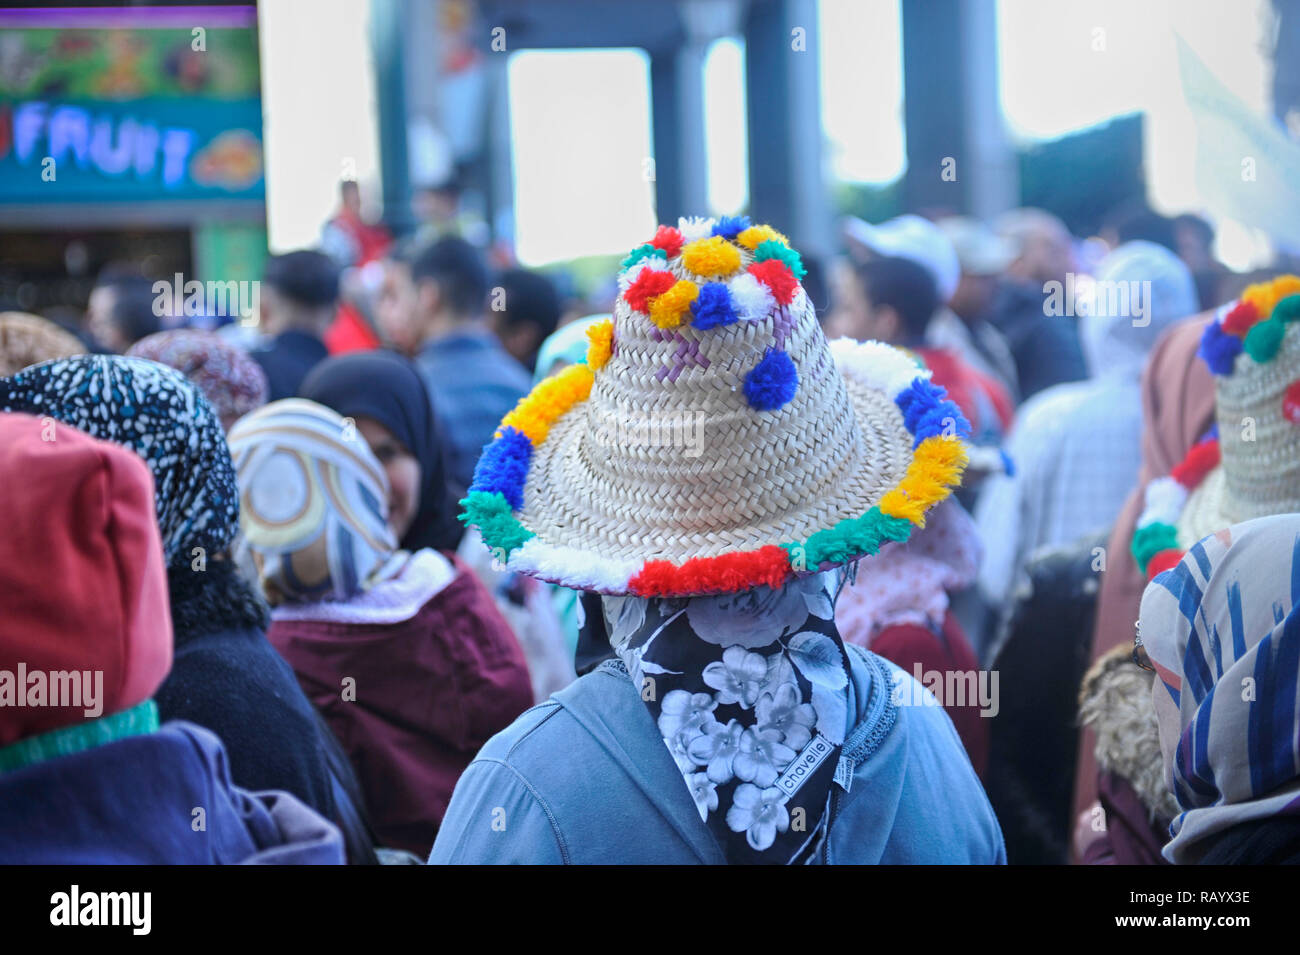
[462,216,971,597]
[1132,275,1300,578]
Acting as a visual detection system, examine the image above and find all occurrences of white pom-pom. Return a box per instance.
[510,538,640,593]
[828,337,931,399]
[617,258,670,293]
[728,271,776,322]
[677,216,717,242]
[1138,477,1188,529]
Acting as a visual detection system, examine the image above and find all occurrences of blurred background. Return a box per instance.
[1,0,1298,318]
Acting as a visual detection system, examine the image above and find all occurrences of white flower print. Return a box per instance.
[657,689,717,739]
[703,647,770,707]
[755,682,818,751]
[688,717,743,783]
[734,725,797,787]
[685,580,813,648]
[725,783,790,851]
[686,772,719,822]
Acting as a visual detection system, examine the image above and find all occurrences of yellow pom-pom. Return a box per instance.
[878,435,968,526]
[736,224,789,251]
[1269,276,1300,312]
[680,237,742,278]
[1242,281,1282,317]
[649,279,699,328]
[586,318,614,370]
[497,362,594,447]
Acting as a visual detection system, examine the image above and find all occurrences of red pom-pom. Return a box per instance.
[624,268,676,313]
[1170,438,1220,489]
[629,545,792,597]
[747,260,798,305]
[1222,301,1260,337]
[1284,380,1300,426]
[1147,548,1185,579]
[649,225,684,259]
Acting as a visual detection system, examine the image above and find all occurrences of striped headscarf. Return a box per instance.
[227,399,398,606]
[1141,514,1300,863]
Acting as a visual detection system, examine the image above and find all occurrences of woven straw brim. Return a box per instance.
[1177,466,1230,549]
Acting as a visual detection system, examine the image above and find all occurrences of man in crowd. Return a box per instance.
[251,250,339,400]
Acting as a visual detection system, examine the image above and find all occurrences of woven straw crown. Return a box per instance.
[462,216,971,596]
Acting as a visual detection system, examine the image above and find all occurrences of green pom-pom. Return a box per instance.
[789,507,912,569]
[753,239,806,278]
[460,490,534,557]
[1243,318,1286,363]
[1132,521,1179,574]
[621,244,668,269]
[1272,294,1300,323]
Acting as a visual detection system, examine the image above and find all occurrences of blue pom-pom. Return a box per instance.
[1197,320,1242,376]
[712,215,752,240]
[999,448,1016,477]
[894,378,970,447]
[470,426,533,510]
[744,348,798,411]
[691,282,738,329]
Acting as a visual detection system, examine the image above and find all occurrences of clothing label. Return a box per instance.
[777,733,834,797]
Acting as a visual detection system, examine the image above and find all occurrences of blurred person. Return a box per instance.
[975,241,1198,608]
[321,179,391,270]
[934,217,1021,399]
[405,237,532,489]
[2,357,340,824]
[0,412,344,865]
[830,254,1013,445]
[1172,213,1228,310]
[843,213,961,303]
[251,250,340,401]
[128,329,269,431]
[0,311,85,376]
[228,399,533,857]
[834,498,989,777]
[1101,199,1177,253]
[488,267,562,373]
[1140,515,1300,864]
[991,208,1088,398]
[433,218,1003,864]
[86,265,162,353]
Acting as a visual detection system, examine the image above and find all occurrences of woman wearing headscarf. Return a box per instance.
[1142,515,1300,864]
[1,356,338,825]
[431,216,1004,864]
[228,399,533,856]
[0,312,85,376]
[127,328,269,431]
[0,412,343,864]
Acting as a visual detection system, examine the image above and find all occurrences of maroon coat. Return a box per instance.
[268,556,533,857]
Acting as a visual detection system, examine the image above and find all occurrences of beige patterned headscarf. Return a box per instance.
[0,313,85,377]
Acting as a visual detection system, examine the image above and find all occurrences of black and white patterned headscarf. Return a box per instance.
[604,573,852,864]
[3,355,240,567]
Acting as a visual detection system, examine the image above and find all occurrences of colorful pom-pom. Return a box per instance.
[621,244,667,269]
[743,348,798,411]
[1243,317,1286,363]
[586,319,614,370]
[711,216,752,240]
[677,216,717,242]
[894,378,970,447]
[690,282,738,329]
[1132,521,1179,575]
[728,272,776,322]
[624,267,677,313]
[681,236,742,278]
[1169,435,1220,488]
[877,434,968,526]
[460,490,535,556]
[1146,548,1186,580]
[629,545,792,597]
[1221,300,1260,337]
[470,427,533,511]
[649,224,684,259]
[746,259,798,305]
[649,279,699,329]
[753,239,806,279]
[1198,319,1243,376]
[497,362,594,447]
[789,507,912,569]
[1273,293,1300,323]
[736,224,788,251]
[1283,380,1300,426]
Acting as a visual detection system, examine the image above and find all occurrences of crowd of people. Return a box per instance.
[2,193,1298,866]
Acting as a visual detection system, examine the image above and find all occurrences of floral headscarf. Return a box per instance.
[2,355,239,567]
[1141,514,1300,863]
[0,312,85,377]
[604,574,851,864]
[127,329,268,428]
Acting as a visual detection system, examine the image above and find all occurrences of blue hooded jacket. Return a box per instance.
[430,646,1005,864]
